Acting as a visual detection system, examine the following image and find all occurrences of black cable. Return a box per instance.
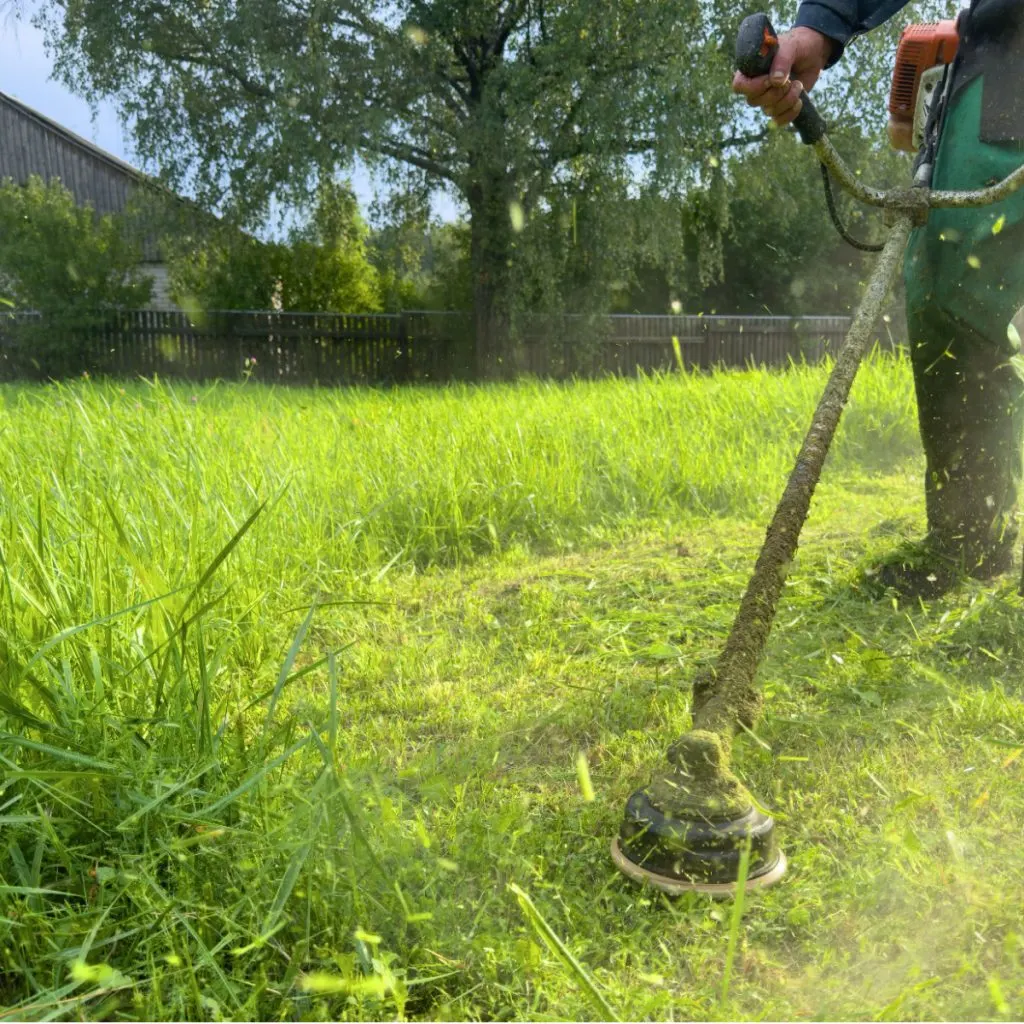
[820,163,885,253]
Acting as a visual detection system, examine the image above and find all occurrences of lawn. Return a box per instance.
[0,355,1022,1021]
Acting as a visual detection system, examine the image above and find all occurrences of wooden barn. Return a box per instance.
[0,89,181,310]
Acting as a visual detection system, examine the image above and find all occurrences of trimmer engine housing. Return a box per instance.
[888,20,960,151]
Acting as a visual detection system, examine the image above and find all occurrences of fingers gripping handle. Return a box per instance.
[735,13,827,145]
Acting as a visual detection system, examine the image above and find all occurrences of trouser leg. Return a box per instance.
[907,305,1024,569]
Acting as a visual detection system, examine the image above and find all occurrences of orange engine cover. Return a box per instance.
[888,20,960,124]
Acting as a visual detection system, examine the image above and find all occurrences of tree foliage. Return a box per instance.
[624,128,914,317]
[699,130,911,317]
[372,123,914,322]
[441,127,911,320]
[167,180,382,311]
[165,229,277,312]
[281,180,382,312]
[0,174,152,315]
[371,217,473,312]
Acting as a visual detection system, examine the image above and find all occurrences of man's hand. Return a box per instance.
[732,27,835,126]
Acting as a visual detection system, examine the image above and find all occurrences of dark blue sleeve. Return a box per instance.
[794,0,914,64]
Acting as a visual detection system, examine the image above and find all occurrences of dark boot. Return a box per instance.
[867,534,1013,600]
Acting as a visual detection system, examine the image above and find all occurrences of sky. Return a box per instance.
[0,16,127,161]
[0,14,459,225]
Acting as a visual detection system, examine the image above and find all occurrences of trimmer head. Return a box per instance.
[611,730,786,897]
[612,789,786,896]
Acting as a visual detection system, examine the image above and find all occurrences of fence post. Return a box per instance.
[398,311,412,383]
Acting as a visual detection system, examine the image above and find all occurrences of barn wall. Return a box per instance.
[0,93,163,261]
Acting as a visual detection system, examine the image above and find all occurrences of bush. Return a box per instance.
[168,180,383,312]
[0,175,153,371]
[0,175,152,317]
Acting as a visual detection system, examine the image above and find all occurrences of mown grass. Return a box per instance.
[0,354,1021,1021]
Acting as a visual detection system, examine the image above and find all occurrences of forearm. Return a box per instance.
[794,0,914,64]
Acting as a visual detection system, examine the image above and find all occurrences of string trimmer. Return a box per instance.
[611,13,1024,897]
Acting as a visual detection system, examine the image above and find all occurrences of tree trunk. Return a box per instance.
[468,175,513,379]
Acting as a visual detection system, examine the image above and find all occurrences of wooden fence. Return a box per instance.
[519,314,854,376]
[0,310,475,385]
[0,309,857,385]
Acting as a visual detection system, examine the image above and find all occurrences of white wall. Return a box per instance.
[139,263,178,311]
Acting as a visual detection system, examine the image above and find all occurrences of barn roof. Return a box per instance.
[0,90,181,262]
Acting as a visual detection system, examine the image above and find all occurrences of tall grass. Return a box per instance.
[0,355,917,578]
[9,355,1007,1022]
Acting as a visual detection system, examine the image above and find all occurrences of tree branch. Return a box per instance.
[717,127,770,150]
[407,0,482,100]
[150,44,274,99]
[366,136,459,184]
[493,0,531,57]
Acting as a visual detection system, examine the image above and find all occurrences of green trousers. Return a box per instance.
[904,76,1024,567]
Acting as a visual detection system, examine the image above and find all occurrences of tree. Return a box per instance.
[0,175,153,375]
[0,174,152,315]
[281,179,382,312]
[367,124,910,329]
[165,227,279,311]
[616,128,913,318]
[27,0,783,374]
[511,167,682,321]
[371,216,473,312]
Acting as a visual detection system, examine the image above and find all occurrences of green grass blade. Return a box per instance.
[115,760,217,831]
[114,781,187,830]
[260,805,323,935]
[17,588,185,681]
[508,883,619,1021]
[719,838,751,1008]
[190,736,311,818]
[179,500,266,617]
[261,601,317,741]
[241,643,354,715]
[327,651,339,757]
[0,693,57,733]
[0,733,118,772]
[333,784,388,883]
[0,885,82,898]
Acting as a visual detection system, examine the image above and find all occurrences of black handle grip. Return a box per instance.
[734,12,828,146]
[735,13,778,78]
[791,94,827,145]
